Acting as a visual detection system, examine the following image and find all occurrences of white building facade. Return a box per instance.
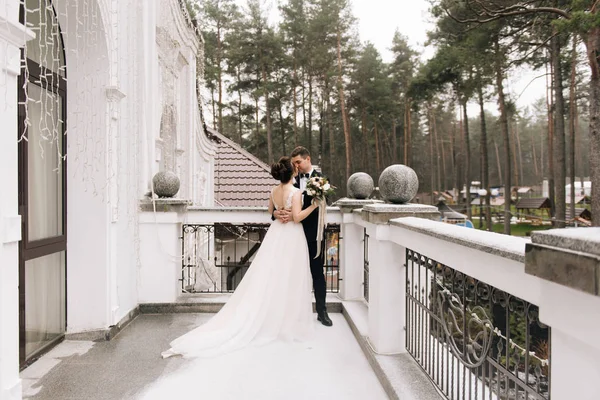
[0,1,215,398]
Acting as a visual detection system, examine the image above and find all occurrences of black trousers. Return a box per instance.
[307,240,327,315]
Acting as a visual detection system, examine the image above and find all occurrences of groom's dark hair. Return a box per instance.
[291,146,310,158]
[271,156,294,183]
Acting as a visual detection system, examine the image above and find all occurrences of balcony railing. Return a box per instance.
[138,201,600,399]
[406,249,550,400]
[181,222,341,294]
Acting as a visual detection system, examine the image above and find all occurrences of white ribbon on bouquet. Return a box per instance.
[314,198,327,259]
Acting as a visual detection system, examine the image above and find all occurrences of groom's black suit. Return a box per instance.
[294,170,327,316]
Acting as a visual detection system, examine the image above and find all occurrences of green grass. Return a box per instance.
[472,219,553,236]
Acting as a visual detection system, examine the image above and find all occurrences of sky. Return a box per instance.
[351,0,434,62]
[349,0,547,113]
[241,0,548,114]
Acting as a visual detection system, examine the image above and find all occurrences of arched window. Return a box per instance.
[18,0,67,367]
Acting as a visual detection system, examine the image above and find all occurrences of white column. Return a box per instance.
[551,328,600,400]
[58,0,112,334]
[138,0,158,196]
[339,213,364,301]
[366,223,406,354]
[0,4,34,399]
[335,199,383,301]
[106,87,126,325]
[138,213,181,303]
[360,203,440,354]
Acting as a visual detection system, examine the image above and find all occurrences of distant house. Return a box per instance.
[566,181,592,197]
[460,185,481,200]
[436,201,469,226]
[515,197,552,224]
[516,197,552,210]
[516,187,534,198]
[433,190,455,203]
[471,197,506,207]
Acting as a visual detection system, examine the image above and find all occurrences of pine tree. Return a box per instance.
[389,31,417,166]
[200,0,239,135]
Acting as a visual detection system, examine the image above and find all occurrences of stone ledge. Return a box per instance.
[139,198,192,212]
[139,298,343,314]
[390,217,527,263]
[363,203,440,214]
[187,206,268,212]
[187,206,342,212]
[526,228,600,296]
[140,302,224,314]
[334,198,384,213]
[342,300,443,400]
[361,203,441,225]
[531,228,600,257]
[525,242,600,296]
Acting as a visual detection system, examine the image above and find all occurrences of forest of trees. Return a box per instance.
[187,0,597,230]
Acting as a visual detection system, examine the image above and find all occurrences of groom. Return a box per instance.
[289,146,332,327]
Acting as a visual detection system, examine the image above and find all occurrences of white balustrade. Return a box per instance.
[138,200,600,399]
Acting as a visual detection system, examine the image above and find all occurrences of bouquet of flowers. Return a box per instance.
[305,176,335,202]
[305,176,335,258]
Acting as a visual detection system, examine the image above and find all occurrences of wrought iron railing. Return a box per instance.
[363,228,369,303]
[323,224,341,293]
[181,223,341,294]
[405,249,550,400]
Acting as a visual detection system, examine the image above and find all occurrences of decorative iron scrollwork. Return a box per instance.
[406,249,550,400]
[436,282,495,368]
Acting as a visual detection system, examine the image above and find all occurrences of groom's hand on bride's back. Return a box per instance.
[273,209,291,224]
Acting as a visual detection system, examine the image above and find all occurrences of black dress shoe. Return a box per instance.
[317,312,333,327]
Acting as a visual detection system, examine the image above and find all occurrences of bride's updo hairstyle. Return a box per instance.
[271,156,294,183]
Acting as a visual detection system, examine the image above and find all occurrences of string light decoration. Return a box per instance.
[19,0,65,170]
[1,0,218,285]
[13,0,113,200]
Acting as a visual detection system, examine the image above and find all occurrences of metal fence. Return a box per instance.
[181,223,341,294]
[323,224,341,293]
[405,249,550,400]
[363,228,369,303]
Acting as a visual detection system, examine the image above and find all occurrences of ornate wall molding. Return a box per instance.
[0,14,34,76]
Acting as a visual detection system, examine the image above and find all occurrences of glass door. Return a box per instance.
[18,0,67,367]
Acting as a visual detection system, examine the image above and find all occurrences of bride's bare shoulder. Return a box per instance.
[271,185,283,197]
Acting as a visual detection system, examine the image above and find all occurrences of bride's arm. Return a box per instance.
[268,194,274,216]
[292,191,318,223]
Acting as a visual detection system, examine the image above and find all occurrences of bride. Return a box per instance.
[162,156,319,359]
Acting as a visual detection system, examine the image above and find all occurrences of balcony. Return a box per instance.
[21,201,600,400]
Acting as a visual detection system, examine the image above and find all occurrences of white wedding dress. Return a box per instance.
[161,188,314,359]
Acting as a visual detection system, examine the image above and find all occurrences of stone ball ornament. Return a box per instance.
[152,171,181,198]
[378,164,419,204]
[347,172,374,199]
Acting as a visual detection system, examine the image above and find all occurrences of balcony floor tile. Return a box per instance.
[22,313,387,400]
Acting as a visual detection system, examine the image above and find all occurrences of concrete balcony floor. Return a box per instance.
[21,312,388,399]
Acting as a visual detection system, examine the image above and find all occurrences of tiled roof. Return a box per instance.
[210,128,277,207]
[515,197,552,210]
